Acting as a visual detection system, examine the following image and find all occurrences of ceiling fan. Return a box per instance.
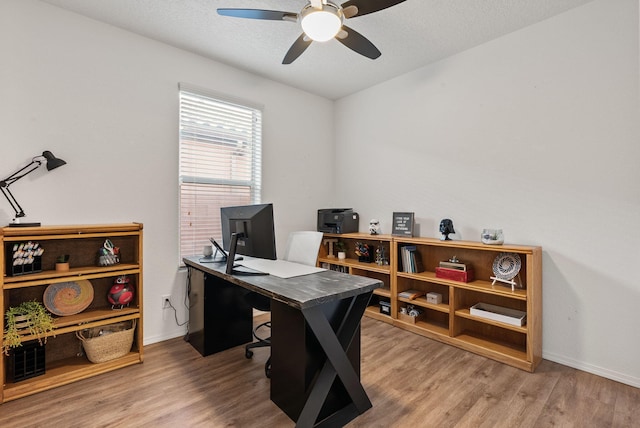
[217,0,407,64]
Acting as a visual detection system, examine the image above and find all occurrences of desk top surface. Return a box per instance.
[183,256,382,310]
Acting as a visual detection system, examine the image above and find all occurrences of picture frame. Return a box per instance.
[392,212,415,237]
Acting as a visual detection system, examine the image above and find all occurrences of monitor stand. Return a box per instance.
[226,232,268,276]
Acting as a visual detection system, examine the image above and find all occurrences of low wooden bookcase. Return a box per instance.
[0,223,143,403]
[318,233,542,372]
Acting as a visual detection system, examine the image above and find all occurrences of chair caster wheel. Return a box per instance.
[265,357,271,378]
[245,349,253,359]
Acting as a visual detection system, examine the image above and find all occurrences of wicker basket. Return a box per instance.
[76,320,136,363]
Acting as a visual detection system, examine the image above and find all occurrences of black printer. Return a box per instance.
[317,208,359,234]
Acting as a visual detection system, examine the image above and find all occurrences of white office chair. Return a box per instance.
[244,231,324,377]
[281,231,324,266]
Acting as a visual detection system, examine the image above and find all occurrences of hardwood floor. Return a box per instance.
[1,315,638,427]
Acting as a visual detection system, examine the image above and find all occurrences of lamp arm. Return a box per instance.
[0,186,25,218]
[0,159,42,187]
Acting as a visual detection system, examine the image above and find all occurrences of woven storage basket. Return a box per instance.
[76,320,135,364]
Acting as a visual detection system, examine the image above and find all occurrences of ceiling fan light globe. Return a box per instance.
[301,7,342,42]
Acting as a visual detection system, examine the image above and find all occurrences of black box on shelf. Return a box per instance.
[8,256,42,276]
[5,242,43,276]
[7,340,46,382]
[379,301,391,316]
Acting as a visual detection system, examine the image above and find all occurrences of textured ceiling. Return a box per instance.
[40,0,595,100]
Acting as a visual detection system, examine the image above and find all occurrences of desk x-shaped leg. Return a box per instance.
[295,291,373,428]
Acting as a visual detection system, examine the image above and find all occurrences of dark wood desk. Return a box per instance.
[183,257,382,428]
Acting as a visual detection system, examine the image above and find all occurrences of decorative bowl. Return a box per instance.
[481,229,504,245]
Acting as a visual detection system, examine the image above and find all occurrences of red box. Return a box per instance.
[435,267,474,283]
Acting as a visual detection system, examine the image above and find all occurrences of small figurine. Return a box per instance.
[369,219,381,235]
[355,242,371,262]
[380,246,389,265]
[108,275,134,309]
[439,219,455,241]
[375,246,383,265]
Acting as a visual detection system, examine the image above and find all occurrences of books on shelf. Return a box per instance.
[439,260,470,271]
[398,289,425,300]
[436,259,473,282]
[400,246,424,273]
[321,262,348,273]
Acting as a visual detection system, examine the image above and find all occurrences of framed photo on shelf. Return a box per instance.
[392,212,415,237]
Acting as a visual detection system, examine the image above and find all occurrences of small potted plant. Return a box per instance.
[56,254,70,272]
[3,301,55,356]
[335,241,347,260]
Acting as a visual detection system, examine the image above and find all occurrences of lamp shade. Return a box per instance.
[42,151,66,171]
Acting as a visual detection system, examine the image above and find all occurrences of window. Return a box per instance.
[179,85,263,262]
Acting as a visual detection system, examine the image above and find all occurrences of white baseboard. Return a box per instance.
[143,328,187,346]
[543,351,640,388]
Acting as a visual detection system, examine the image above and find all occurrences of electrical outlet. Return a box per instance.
[161,294,171,309]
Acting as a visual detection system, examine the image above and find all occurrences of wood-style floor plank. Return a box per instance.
[0,315,638,427]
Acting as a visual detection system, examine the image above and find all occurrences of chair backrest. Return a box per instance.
[281,231,324,267]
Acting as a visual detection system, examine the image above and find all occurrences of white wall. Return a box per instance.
[334,0,640,387]
[0,0,334,344]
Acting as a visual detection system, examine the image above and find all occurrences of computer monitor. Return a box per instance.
[220,203,276,275]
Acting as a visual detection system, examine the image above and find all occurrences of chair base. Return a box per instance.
[245,321,271,378]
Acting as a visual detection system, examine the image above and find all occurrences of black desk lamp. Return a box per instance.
[0,150,67,227]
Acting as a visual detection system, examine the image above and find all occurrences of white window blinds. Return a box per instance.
[179,86,263,262]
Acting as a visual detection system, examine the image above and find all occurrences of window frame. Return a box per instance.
[178,84,263,265]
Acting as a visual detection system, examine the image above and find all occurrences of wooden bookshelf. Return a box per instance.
[319,233,542,372]
[1,223,143,403]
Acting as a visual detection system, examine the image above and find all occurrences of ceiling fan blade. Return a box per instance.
[343,5,359,19]
[336,25,381,59]
[217,9,297,21]
[340,0,407,18]
[283,34,313,64]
